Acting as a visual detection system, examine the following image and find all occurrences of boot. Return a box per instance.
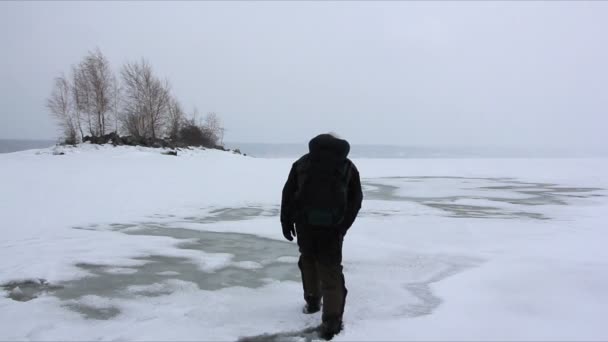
[303,296,321,314]
[319,317,343,340]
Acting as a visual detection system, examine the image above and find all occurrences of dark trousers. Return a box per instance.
[296,225,347,323]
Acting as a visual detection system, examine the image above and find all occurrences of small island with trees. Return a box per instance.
[46,49,239,154]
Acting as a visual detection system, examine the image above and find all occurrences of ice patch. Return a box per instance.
[193,252,235,273]
[104,267,138,275]
[126,279,199,297]
[276,256,299,263]
[63,294,121,320]
[364,176,604,220]
[2,279,63,302]
[233,261,264,270]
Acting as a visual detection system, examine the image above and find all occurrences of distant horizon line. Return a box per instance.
[0,138,603,152]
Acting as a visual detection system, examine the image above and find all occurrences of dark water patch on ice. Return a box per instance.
[364,177,604,219]
[238,325,321,342]
[64,177,608,234]
[402,282,442,317]
[2,279,63,302]
[63,303,121,320]
[32,175,601,322]
[181,206,279,224]
[399,256,478,318]
[425,203,548,220]
[108,223,138,230]
[6,229,300,320]
[124,227,297,264]
[357,210,401,218]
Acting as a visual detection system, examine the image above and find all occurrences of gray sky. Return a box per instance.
[0,1,606,148]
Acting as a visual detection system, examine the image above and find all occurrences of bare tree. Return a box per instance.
[190,106,201,126]
[72,63,94,137]
[121,59,171,139]
[71,49,115,137]
[70,69,85,141]
[203,112,224,146]
[47,75,78,144]
[109,76,121,133]
[167,97,185,141]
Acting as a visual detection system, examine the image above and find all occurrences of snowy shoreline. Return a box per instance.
[1,145,607,340]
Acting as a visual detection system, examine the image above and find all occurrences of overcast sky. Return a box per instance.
[0,1,606,148]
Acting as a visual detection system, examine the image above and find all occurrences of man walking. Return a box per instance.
[280,133,363,340]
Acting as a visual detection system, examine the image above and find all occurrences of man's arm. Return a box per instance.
[280,164,298,240]
[341,163,363,235]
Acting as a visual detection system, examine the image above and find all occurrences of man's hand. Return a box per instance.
[282,222,296,241]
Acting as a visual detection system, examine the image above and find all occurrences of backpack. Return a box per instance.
[295,155,351,227]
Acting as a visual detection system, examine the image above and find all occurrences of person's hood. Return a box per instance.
[308,133,350,161]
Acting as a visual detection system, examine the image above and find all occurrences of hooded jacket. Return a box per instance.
[281,134,363,233]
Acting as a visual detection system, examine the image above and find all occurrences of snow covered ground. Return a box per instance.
[1,144,607,341]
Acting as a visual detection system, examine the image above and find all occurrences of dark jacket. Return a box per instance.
[281,134,363,234]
